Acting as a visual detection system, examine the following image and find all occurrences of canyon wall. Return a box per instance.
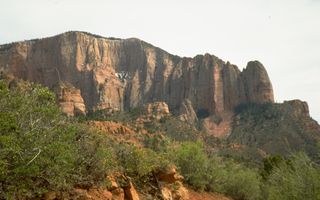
[0,31,274,120]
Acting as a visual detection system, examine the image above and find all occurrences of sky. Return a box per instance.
[0,0,319,122]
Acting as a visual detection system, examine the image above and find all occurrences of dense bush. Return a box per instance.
[207,157,262,200]
[170,141,209,190]
[169,141,262,199]
[265,153,320,200]
[0,81,116,199]
[72,126,117,187]
[143,134,172,152]
[115,142,170,185]
[260,155,284,180]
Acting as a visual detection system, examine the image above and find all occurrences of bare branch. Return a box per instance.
[26,148,42,166]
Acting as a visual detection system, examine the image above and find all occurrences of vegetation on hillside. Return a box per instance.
[229,103,320,160]
[1,80,320,200]
[0,80,117,199]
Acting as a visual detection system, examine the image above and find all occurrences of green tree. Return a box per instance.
[266,153,320,200]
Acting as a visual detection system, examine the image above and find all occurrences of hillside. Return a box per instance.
[1,79,320,200]
[1,31,320,199]
[1,31,319,157]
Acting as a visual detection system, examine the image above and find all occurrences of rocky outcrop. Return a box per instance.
[144,101,170,120]
[242,61,274,104]
[123,180,140,200]
[282,100,320,135]
[229,100,320,158]
[160,181,189,200]
[282,100,310,118]
[55,83,86,116]
[155,165,184,183]
[179,99,198,124]
[155,165,189,200]
[0,31,274,120]
[105,174,140,200]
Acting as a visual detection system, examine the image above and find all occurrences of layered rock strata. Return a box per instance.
[0,31,275,136]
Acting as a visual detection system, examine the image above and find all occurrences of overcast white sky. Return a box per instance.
[1,0,319,122]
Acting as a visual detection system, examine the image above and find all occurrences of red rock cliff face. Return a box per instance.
[0,31,274,121]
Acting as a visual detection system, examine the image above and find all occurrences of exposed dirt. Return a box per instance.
[188,188,233,200]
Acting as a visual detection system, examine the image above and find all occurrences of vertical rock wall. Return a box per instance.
[0,31,274,120]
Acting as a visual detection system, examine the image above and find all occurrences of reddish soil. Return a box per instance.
[188,188,233,200]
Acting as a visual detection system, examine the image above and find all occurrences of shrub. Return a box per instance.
[0,81,117,199]
[143,134,172,152]
[71,125,118,187]
[265,153,320,200]
[207,157,262,200]
[169,141,209,190]
[115,143,170,183]
[167,140,262,199]
[260,155,284,180]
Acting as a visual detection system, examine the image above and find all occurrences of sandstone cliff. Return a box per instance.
[0,31,275,136]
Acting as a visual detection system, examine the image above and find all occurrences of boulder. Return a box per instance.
[155,165,184,183]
